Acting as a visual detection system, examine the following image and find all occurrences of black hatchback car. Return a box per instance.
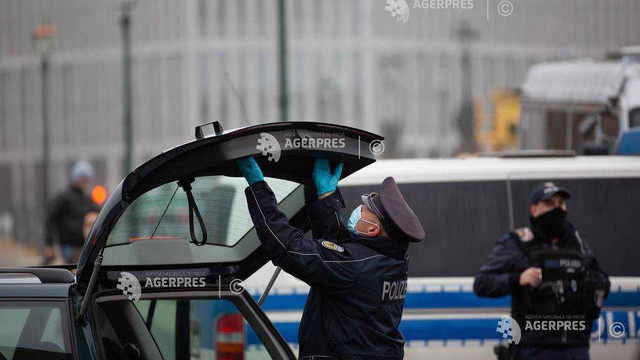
[0,121,382,360]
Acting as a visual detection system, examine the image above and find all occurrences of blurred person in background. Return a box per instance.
[44,160,100,264]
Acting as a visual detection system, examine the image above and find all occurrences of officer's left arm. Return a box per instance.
[473,236,525,298]
[577,233,611,296]
[245,180,356,294]
[303,185,345,241]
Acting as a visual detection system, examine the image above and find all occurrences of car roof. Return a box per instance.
[0,268,74,298]
[0,283,73,298]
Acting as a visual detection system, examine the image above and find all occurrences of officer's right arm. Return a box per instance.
[473,236,524,298]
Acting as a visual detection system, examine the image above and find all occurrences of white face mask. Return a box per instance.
[347,205,379,236]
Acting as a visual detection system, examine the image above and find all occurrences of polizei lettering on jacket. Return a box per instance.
[381,279,407,301]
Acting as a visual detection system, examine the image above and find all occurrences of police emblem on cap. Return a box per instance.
[530,181,571,205]
[322,241,344,253]
[543,182,560,194]
[515,227,534,242]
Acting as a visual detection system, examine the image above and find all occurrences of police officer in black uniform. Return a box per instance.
[474,182,610,360]
[237,157,425,360]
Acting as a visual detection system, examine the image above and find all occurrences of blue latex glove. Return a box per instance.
[313,158,344,196]
[236,157,264,185]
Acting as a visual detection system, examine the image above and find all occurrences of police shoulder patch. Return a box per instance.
[321,240,344,253]
[514,227,534,242]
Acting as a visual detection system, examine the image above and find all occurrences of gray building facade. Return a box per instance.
[1,0,639,244]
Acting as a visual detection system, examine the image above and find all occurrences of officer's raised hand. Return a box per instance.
[313,158,344,199]
[236,156,264,185]
[520,267,542,287]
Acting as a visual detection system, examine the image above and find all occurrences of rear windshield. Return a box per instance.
[103,176,301,266]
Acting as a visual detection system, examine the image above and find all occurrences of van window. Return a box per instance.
[0,301,72,360]
[629,108,640,128]
[343,177,640,277]
[341,181,511,276]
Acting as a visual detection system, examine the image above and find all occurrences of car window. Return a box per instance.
[136,299,274,360]
[0,301,72,360]
[102,176,302,266]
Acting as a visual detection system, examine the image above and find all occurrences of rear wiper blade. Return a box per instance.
[178,178,208,246]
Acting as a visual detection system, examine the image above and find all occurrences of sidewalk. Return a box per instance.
[0,237,43,266]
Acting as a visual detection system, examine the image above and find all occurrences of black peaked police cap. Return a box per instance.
[361,177,426,242]
[529,181,571,205]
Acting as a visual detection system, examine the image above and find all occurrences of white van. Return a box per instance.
[247,156,640,360]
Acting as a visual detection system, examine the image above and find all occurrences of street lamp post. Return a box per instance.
[454,20,480,153]
[32,19,55,222]
[118,0,137,173]
[277,0,288,122]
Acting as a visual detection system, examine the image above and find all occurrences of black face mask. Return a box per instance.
[530,207,567,239]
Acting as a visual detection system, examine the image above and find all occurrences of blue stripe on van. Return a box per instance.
[248,310,640,346]
[250,318,503,345]
[254,291,640,311]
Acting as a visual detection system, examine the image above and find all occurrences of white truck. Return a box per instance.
[519,47,640,154]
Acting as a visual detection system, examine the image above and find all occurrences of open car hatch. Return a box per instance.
[76,121,383,293]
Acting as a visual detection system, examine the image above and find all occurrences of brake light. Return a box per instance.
[217,314,244,360]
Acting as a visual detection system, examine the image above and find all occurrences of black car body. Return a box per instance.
[0,121,382,360]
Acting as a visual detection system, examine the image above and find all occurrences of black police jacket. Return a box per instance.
[46,185,99,247]
[473,222,610,347]
[245,181,408,360]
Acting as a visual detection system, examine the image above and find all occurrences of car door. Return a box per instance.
[74,121,382,359]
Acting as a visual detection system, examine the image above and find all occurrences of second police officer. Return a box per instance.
[474,182,610,360]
